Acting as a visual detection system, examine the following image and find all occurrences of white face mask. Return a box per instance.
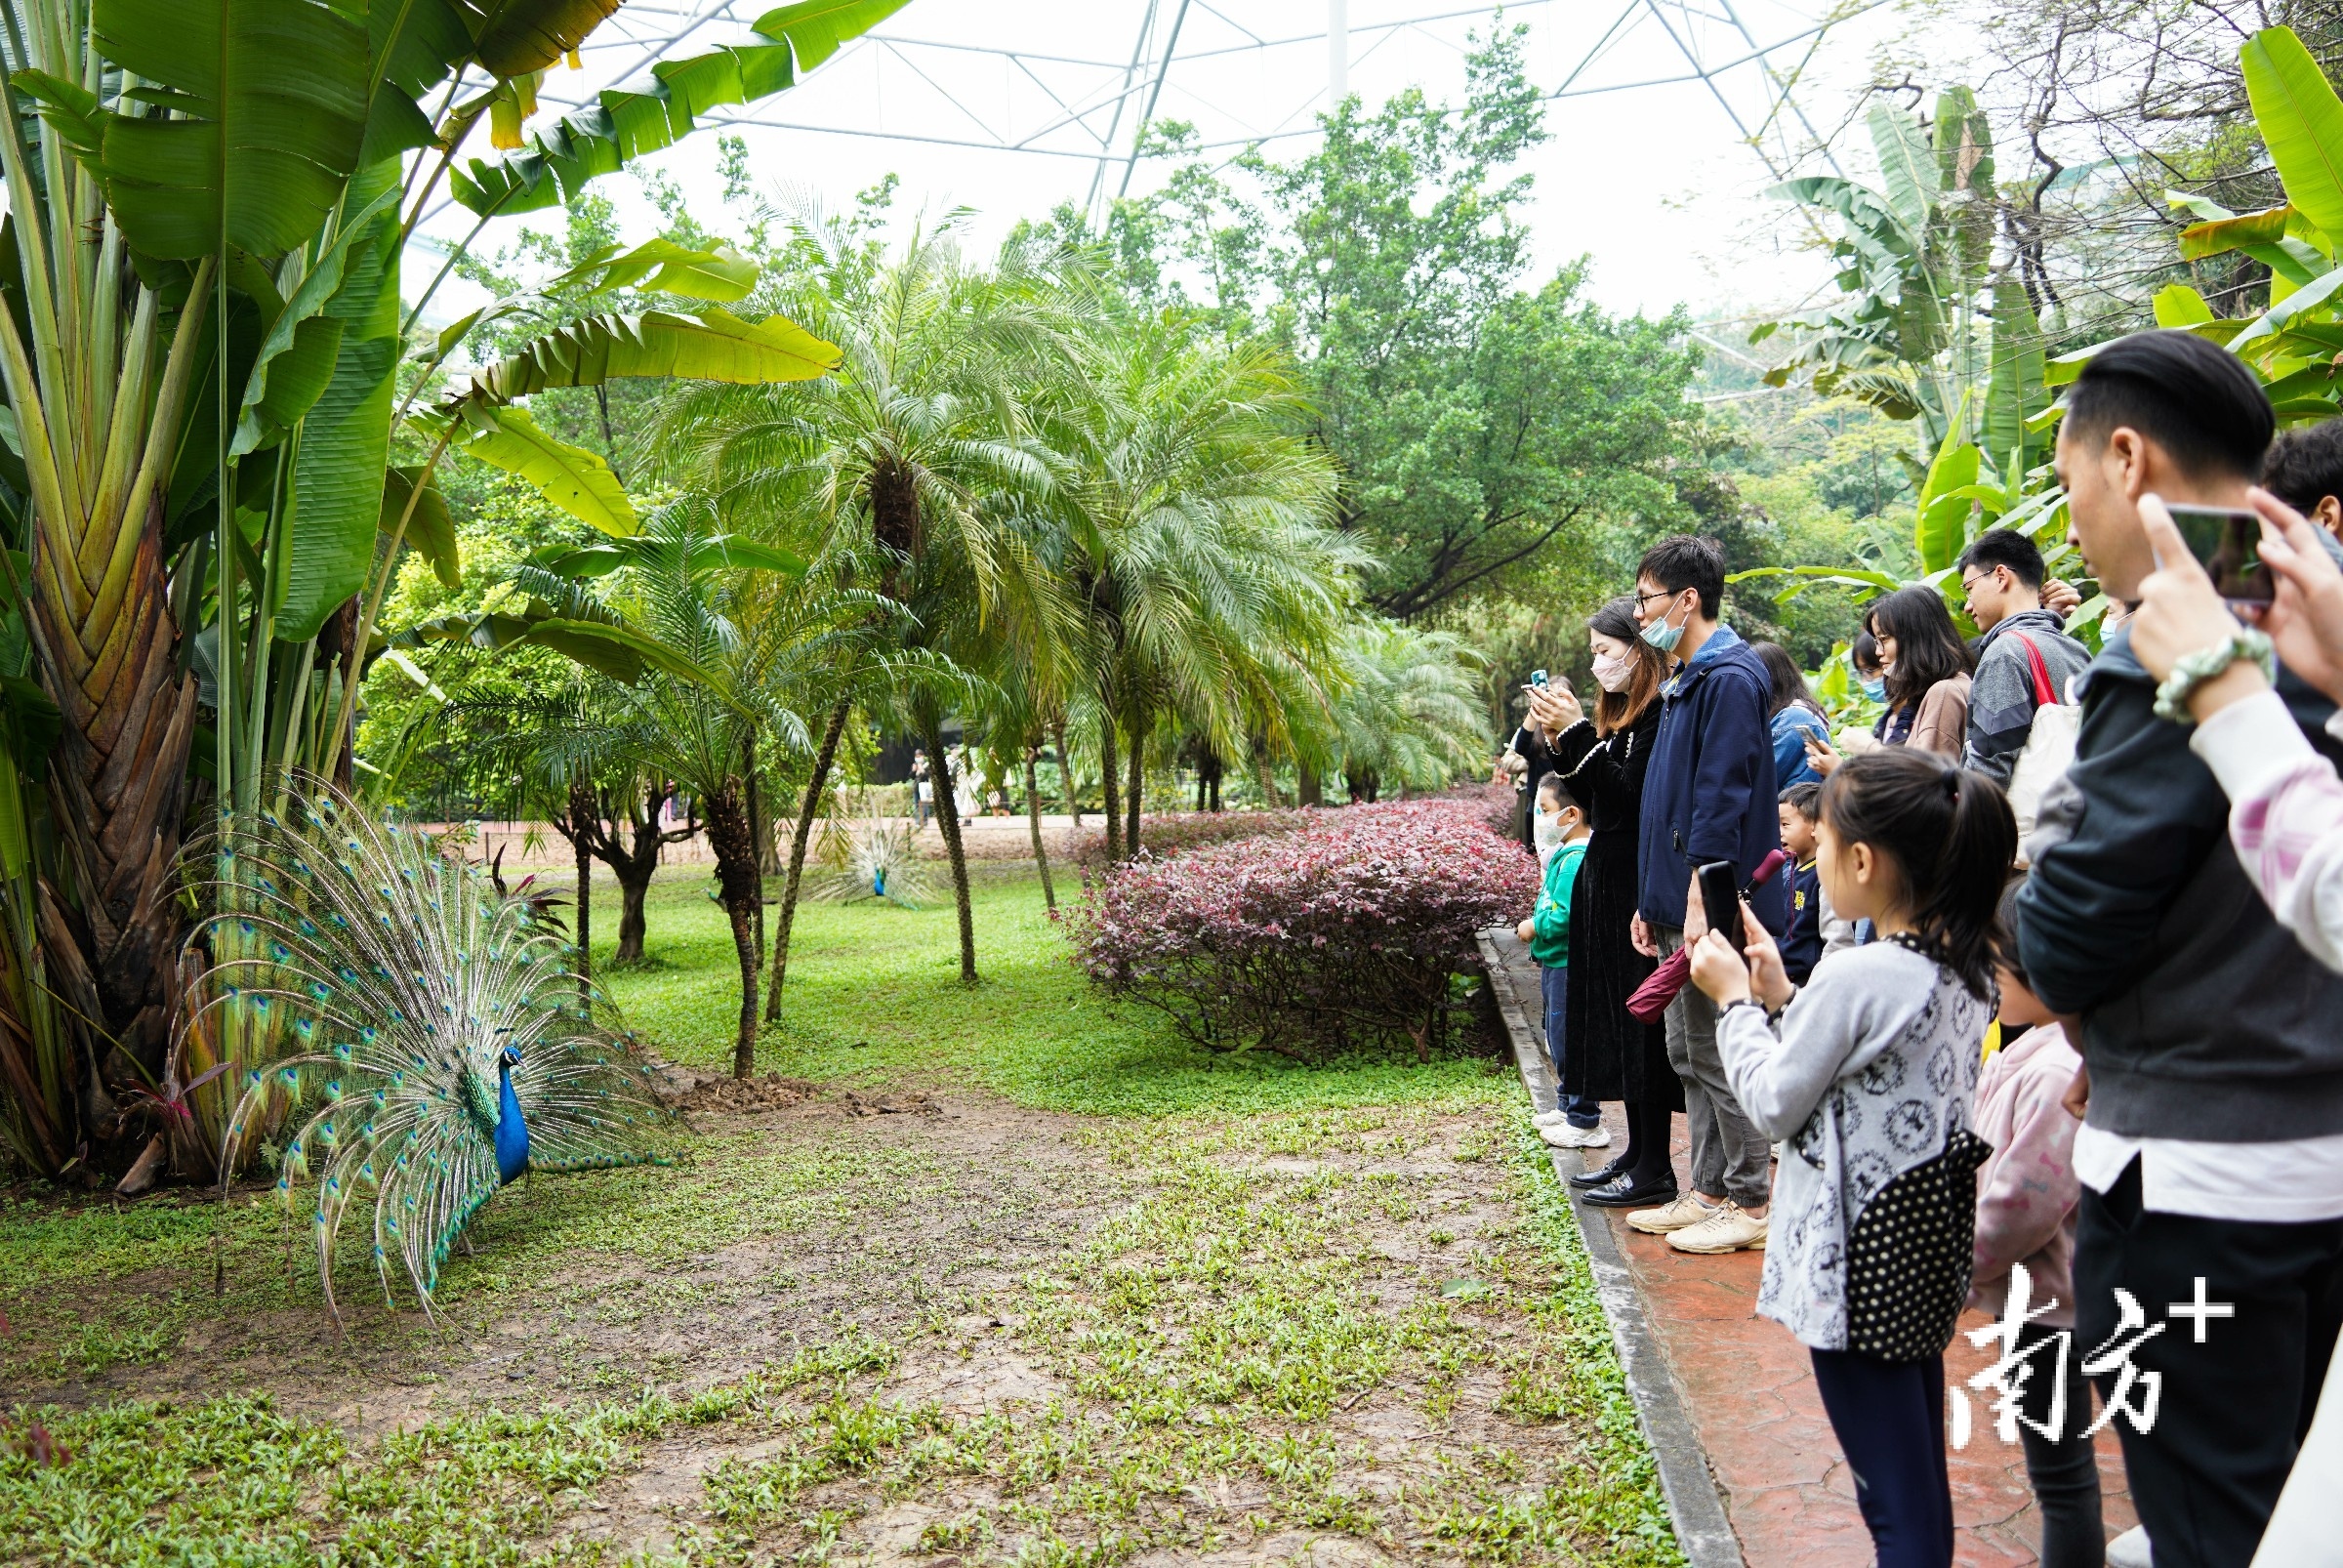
[1591,651,1632,692]
[1534,810,1565,850]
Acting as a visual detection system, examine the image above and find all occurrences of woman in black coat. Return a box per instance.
[1525,596,1681,1207]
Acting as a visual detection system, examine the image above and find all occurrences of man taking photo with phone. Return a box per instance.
[2014,329,2343,1568]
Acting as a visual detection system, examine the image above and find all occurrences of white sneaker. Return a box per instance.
[1531,1109,1572,1129]
[1666,1201,1769,1254]
[2105,1526,2152,1568]
[1541,1121,1612,1149]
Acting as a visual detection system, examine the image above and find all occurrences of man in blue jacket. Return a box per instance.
[1624,534,1786,1255]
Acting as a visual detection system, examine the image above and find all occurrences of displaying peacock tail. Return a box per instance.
[185,778,680,1320]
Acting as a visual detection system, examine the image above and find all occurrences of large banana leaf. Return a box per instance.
[1933,87,1995,284]
[536,536,809,580]
[87,0,372,260]
[474,0,623,76]
[457,308,841,402]
[387,608,707,685]
[444,405,637,535]
[279,161,404,640]
[453,0,913,215]
[1869,102,1940,242]
[2154,284,2217,327]
[383,468,460,588]
[1982,279,2045,477]
[2243,28,2343,243]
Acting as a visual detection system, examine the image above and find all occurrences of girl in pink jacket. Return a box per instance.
[1969,891,2103,1568]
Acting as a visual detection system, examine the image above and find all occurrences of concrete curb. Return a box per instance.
[1477,929,1745,1568]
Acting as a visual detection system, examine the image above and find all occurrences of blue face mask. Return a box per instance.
[1859,675,1887,702]
[1640,607,1685,653]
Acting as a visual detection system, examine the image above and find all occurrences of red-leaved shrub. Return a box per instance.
[1071,799,1540,1062]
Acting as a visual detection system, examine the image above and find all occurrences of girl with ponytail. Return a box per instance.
[1686,747,2016,1568]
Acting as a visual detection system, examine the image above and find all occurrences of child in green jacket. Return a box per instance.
[1516,774,1604,1147]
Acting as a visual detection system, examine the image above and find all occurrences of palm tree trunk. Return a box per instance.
[1025,750,1056,913]
[1055,719,1081,828]
[1124,714,1144,858]
[766,700,848,1022]
[923,714,978,986]
[570,780,595,1004]
[746,733,766,969]
[1298,765,1324,808]
[704,778,762,1079]
[1098,714,1122,860]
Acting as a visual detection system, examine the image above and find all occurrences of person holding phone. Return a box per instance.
[2122,483,2343,1568]
[1687,747,2013,1568]
[1523,598,1684,1209]
[2012,329,2343,1568]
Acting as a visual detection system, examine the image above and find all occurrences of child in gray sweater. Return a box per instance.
[1689,747,2015,1568]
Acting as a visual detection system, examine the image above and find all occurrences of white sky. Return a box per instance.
[419,0,1922,329]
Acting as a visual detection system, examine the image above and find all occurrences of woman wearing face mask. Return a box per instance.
[1809,592,1976,775]
[1523,598,1685,1206]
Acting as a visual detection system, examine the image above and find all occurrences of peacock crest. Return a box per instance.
[185,779,679,1319]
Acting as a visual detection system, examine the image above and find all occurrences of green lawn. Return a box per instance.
[0,865,1680,1567]
[603,868,1499,1117]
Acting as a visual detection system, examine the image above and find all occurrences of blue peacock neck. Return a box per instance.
[492,1053,530,1186]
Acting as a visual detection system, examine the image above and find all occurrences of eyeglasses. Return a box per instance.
[1960,568,2002,596]
[1633,588,1680,608]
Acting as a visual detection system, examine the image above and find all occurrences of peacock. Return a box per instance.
[187,781,680,1319]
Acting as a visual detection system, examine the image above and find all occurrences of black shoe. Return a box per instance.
[1581,1174,1679,1209]
[1569,1152,1634,1189]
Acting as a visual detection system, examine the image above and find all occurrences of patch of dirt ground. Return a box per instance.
[11,1083,1665,1565]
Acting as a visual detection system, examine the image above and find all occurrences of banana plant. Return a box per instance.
[1752,88,1999,454]
[0,0,893,1178]
[2112,28,2343,426]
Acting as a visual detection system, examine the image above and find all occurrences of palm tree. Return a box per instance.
[1045,314,1357,856]
[658,222,1078,985]
[1316,623,1490,800]
[514,505,884,1077]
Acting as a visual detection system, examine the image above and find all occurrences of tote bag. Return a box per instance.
[2002,634,2077,850]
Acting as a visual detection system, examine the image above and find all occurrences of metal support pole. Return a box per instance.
[1329,0,1348,106]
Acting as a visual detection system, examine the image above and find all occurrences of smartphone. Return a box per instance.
[1697,861,1744,952]
[2166,505,2275,606]
[1530,669,1549,687]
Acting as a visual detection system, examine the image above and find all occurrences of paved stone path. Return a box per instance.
[1481,929,2139,1566]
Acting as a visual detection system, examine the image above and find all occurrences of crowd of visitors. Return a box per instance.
[1500,328,2343,1568]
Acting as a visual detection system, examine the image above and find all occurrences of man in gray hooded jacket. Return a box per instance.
[1958,527,2093,783]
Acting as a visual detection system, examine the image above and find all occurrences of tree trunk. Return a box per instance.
[766,701,848,1022]
[924,715,979,986]
[1209,759,1221,812]
[746,733,765,969]
[1098,714,1122,860]
[613,867,653,964]
[1124,715,1144,858]
[570,780,595,1004]
[34,492,197,1100]
[1025,751,1056,913]
[1055,720,1081,827]
[1297,765,1324,808]
[703,779,763,1079]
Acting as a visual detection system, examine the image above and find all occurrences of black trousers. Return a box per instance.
[2076,1159,2343,1568]
[2012,1321,2104,1568]
[1809,1348,1953,1568]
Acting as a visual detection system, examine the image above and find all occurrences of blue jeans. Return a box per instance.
[1540,965,1601,1127]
